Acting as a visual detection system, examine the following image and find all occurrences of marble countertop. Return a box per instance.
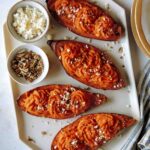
[0,0,148,150]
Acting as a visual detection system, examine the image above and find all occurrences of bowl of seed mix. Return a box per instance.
[7,44,49,85]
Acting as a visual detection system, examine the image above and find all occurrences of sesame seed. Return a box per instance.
[70,87,76,92]
[58,56,61,60]
[89,69,93,73]
[66,48,70,52]
[53,145,57,149]
[70,139,78,146]
[37,105,44,110]
[94,141,98,145]
[96,72,100,76]
[113,85,117,88]
[60,47,64,51]
[94,125,99,129]
[85,45,89,48]
[61,108,66,113]
[96,94,100,98]
[60,101,65,105]
[103,141,107,143]
[82,102,86,105]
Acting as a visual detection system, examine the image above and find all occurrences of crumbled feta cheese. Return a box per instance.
[12,6,47,40]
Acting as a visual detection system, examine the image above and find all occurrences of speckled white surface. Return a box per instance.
[0,0,148,150]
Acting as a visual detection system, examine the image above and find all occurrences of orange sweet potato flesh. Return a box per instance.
[51,113,136,150]
[48,40,126,90]
[46,0,124,41]
[17,85,107,119]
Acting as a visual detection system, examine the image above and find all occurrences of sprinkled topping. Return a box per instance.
[37,105,44,110]
[60,47,64,51]
[63,91,70,100]
[95,136,103,142]
[60,101,65,105]
[96,94,100,98]
[89,69,93,73]
[85,45,89,48]
[59,56,61,60]
[66,104,70,109]
[61,108,66,113]
[94,125,99,129]
[103,141,107,144]
[66,48,70,52]
[70,139,78,147]
[75,132,78,136]
[96,72,100,76]
[82,102,86,105]
[53,145,57,149]
[70,87,76,92]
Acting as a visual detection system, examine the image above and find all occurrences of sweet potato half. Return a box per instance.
[48,40,126,90]
[46,0,124,41]
[51,113,136,150]
[17,84,107,119]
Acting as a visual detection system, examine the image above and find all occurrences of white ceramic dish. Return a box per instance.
[3,0,140,150]
[7,0,50,43]
[7,44,49,86]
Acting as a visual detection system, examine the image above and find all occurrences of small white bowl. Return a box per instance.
[7,0,50,43]
[7,44,49,86]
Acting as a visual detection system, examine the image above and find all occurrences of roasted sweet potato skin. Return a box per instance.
[47,0,124,41]
[51,113,136,150]
[17,85,107,119]
[48,40,126,90]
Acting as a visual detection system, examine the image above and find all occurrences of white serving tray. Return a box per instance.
[3,0,140,150]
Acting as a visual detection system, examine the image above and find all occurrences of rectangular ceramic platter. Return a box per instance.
[3,0,140,150]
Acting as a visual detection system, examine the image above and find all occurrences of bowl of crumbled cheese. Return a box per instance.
[7,0,50,43]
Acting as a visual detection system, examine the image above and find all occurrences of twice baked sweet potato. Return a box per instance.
[46,0,124,41]
[48,40,126,90]
[51,113,136,150]
[17,85,107,119]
